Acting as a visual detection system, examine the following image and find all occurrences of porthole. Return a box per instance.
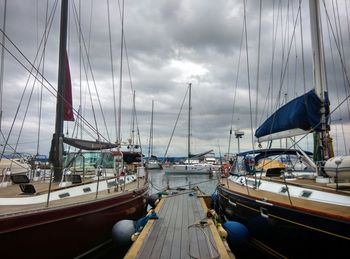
[301,190,312,198]
[59,192,70,198]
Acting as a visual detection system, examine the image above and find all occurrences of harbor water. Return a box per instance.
[148,168,219,195]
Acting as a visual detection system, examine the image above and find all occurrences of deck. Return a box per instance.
[124,189,234,259]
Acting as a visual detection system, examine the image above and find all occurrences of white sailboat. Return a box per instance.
[145,100,162,170]
[164,83,213,174]
[0,1,148,258]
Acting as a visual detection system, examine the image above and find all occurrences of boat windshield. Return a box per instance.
[231,151,315,175]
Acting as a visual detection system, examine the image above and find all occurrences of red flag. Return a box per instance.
[64,51,74,121]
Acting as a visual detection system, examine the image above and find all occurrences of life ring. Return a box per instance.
[222,163,230,177]
[223,163,230,172]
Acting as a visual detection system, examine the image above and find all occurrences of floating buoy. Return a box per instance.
[111,219,135,247]
[223,221,249,249]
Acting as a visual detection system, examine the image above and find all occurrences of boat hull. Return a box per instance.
[0,185,148,259]
[164,164,212,174]
[145,162,162,170]
[216,185,350,258]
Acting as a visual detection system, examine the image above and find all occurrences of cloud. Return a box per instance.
[1,0,349,159]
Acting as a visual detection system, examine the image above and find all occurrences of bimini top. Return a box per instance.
[237,148,313,162]
[255,90,329,140]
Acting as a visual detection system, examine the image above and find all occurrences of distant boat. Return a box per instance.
[0,156,31,185]
[0,1,148,258]
[164,83,213,175]
[145,100,162,170]
[216,1,350,258]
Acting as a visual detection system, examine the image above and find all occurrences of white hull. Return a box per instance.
[0,174,137,206]
[164,163,212,174]
[145,161,162,170]
[0,158,31,175]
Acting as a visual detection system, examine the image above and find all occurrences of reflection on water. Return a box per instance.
[148,169,219,195]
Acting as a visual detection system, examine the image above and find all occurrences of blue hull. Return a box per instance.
[217,185,350,258]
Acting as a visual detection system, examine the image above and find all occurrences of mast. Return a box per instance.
[50,0,69,182]
[188,83,192,160]
[117,0,125,146]
[131,90,135,152]
[0,0,7,131]
[309,0,328,163]
[147,100,154,161]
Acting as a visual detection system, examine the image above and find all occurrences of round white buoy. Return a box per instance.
[111,219,135,247]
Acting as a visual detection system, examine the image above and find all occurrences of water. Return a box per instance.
[148,169,219,195]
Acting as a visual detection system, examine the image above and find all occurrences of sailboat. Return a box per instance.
[216,1,350,258]
[0,1,148,258]
[145,100,162,170]
[164,83,214,174]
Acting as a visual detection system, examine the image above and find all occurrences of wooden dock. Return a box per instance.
[124,189,234,259]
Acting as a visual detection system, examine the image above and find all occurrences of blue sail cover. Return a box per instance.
[255,90,329,139]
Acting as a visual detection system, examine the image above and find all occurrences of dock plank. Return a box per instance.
[124,190,233,259]
[188,194,200,258]
[140,195,173,258]
[180,191,190,259]
[149,192,175,258]
[160,192,179,258]
[169,192,184,259]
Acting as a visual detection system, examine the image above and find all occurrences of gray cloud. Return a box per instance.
[1,0,349,158]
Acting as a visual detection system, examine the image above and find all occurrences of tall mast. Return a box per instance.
[0,0,7,131]
[117,0,125,146]
[188,83,192,159]
[50,0,69,182]
[309,0,328,162]
[148,99,154,159]
[309,0,326,99]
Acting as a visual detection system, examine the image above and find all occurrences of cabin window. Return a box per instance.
[246,179,261,188]
[83,187,91,193]
[300,190,312,198]
[280,186,288,193]
[59,192,70,198]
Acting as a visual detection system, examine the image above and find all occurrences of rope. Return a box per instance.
[188,218,220,259]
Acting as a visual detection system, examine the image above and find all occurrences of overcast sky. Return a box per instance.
[1,0,349,158]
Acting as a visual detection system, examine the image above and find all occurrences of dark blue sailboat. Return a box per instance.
[217,1,350,258]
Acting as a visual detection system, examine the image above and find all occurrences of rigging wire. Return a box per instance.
[242,0,254,155]
[114,0,143,150]
[162,86,189,161]
[322,1,350,94]
[255,0,262,129]
[331,0,350,120]
[0,0,7,131]
[228,5,245,157]
[117,0,125,145]
[36,0,49,156]
[258,0,280,130]
[107,0,118,144]
[324,0,348,155]
[71,1,112,142]
[0,24,112,149]
[0,0,59,158]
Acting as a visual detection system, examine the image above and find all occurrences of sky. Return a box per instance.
[1,0,350,159]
